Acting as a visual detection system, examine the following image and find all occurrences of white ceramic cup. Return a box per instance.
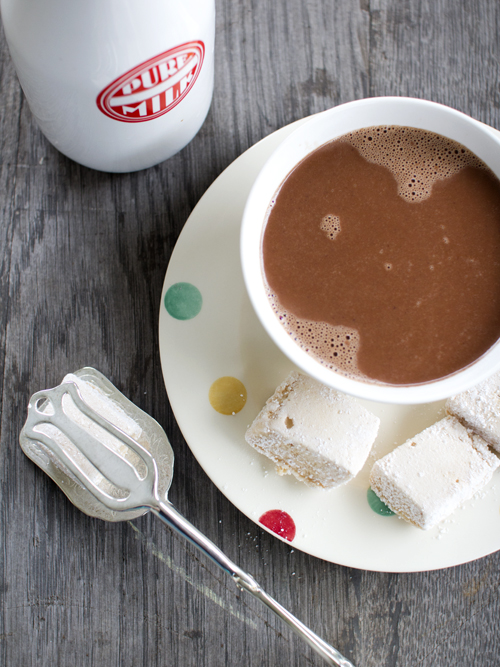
[241,97,500,404]
[0,0,215,173]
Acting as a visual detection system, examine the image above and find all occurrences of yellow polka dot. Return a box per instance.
[209,377,247,415]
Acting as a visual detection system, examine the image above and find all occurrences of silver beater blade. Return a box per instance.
[19,367,174,521]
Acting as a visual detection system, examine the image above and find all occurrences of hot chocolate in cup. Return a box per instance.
[241,97,500,404]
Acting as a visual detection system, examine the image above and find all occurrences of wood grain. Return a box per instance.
[1,1,500,665]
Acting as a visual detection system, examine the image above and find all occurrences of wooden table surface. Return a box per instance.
[2,1,500,665]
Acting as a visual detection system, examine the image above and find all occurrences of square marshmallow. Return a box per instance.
[370,416,499,530]
[446,371,500,453]
[245,371,380,488]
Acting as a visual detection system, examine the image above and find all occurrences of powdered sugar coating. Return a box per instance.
[245,371,380,488]
[446,371,500,452]
[369,416,499,530]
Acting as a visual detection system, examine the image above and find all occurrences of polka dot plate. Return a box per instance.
[159,119,500,572]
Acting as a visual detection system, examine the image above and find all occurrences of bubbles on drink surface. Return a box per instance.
[343,126,484,202]
[266,288,368,379]
[320,214,341,240]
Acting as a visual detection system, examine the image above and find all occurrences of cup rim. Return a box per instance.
[240,96,500,404]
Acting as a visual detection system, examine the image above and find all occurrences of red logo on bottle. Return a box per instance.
[96,41,205,123]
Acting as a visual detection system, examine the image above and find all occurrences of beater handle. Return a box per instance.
[153,501,355,667]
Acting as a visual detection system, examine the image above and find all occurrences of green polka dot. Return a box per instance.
[164,282,202,320]
[367,487,395,516]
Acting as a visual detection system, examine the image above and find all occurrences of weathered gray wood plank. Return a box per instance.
[1,1,500,666]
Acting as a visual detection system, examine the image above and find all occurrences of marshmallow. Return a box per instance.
[245,371,380,488]
[369,416,499,530]
[446,371,500,453]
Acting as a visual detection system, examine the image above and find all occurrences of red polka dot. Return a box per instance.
[259,509,296,542]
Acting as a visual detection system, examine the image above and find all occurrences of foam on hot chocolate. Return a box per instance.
[320,214,341,239]
[344,125,484,202]
[266,286,367,379]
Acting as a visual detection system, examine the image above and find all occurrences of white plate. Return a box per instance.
[159,119,500,572]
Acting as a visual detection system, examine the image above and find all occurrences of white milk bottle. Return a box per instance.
[0,0,215,172]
